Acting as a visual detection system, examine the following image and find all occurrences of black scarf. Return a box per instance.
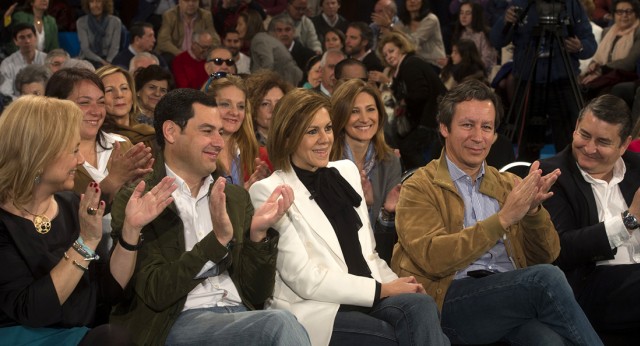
[293,165,371,279]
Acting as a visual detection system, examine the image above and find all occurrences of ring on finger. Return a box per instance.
[87,207,98,216]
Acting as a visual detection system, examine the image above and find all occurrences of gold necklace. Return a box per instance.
[14,199,53,234]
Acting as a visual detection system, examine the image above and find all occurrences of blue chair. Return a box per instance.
[58,31,80,57]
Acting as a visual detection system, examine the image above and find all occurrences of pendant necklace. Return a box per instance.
[14,199,53,234]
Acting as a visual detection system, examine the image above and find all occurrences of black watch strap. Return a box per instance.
[119,233,144,251]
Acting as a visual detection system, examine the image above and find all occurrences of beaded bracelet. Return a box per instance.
[63,251,89,272]
[72,239,99,261]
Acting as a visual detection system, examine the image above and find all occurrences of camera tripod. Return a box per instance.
[502,20,584,160]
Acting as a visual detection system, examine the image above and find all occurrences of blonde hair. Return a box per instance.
[268,88,332,172]
[0,96,82,205]
[330,79,392,162]
[96,65,141,125]
[376,30,417,68]
[205,75,259,176]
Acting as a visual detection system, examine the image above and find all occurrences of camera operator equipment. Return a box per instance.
[490,0,596,161]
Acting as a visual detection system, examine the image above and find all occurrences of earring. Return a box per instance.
[34,172,42,184]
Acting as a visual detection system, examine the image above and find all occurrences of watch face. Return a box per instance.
[623,211,640,230]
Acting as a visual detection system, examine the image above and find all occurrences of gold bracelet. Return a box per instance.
[63,251,89,272]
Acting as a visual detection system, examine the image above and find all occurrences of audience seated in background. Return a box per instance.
[269,13,316,72]
[345,21,383,72]
[134,64,174,125]
[212,0,266,39]
[255,0,288,16]
[369,0,399,51]
[223,30,251,74]
[237,9,303,86]
[593,0,614,27]
[10,0,58,53]
[76,0,121,68]
[452,1,497,74]
[108,88,311,346]
[392,80,603,345]
[440,39,487,90]
[394,0,447,70]
[205,75,271,189]
[129,52,160,74]
[301,54,322,88]
[157,0,220,62]
[311,0,349,44]
[96,65,157,154]
[315,48,346,96]
[284,0,323,53]
[0,23,47,98]
[377,30,446,171]
[44,48,69,74]
[580,0,640,98]
[322,26,345,52]
[172,29,215,89]
[112,21,168,71]
[14,63,49,96]
[334,58,367,80]
[245,69,293,146]
[540,94,640,342]
[204,46,237,79]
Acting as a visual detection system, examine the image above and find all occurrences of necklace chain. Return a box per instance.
[14,199,53,234]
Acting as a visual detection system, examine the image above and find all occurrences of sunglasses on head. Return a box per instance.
[204,72,230,92]
[207,57,235,66]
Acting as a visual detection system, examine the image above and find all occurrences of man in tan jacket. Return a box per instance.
[392,80,602,345]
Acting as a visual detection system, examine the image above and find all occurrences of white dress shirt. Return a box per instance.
[578,158,640,265]
[165,165,242,311]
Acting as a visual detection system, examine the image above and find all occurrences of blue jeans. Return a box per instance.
[165,305,310,346]
[441,264,602,345]
[330,293,450,346]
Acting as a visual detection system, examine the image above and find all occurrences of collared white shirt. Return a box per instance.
[165,164,242,311]
[0,50,47,97]
[320,83,331,96]
[83,132,128,183]
[578,158,640,264]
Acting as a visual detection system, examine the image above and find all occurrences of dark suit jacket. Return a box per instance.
[111,48,169,70]
[540,147,640,294]
[310,14,349,43]
[290,40,317,72]
[361,50,384,72]
[109,155,279,345]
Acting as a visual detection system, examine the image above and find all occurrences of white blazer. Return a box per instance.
[249,160,398,346]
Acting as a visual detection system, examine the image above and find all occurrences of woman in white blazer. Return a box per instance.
[249,89,449,346]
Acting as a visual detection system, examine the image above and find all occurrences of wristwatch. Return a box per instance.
[622,210,640,230]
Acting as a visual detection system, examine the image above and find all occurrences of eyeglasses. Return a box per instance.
[206,57,235,66]
[204,72,230,92]
[615,9,635,15]
[193,41,213,51]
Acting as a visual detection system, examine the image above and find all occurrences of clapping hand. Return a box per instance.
[78,182,106,249]
[250,185,294,242]
[123,177,177,233]
[108,142,154,186]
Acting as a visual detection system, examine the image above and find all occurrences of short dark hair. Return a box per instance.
[437,79,502,131]
[135,65,174,91]
[153,88,217,149]
[334,58,367,80]
[45,67,104,99]
[129,21,153,40]
[578,94,632,144]
[12,23,36,40]
[614,0,640,17]
[347,22,373,50]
